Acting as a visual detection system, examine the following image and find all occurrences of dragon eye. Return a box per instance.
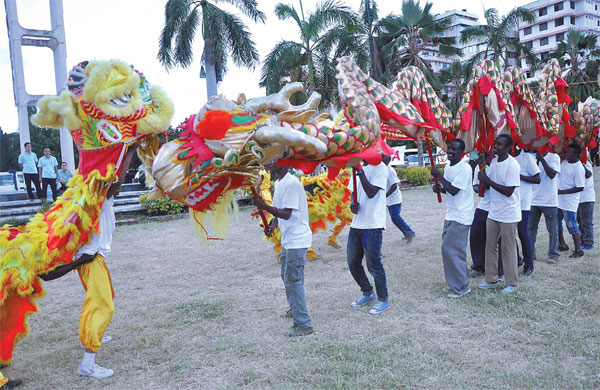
[97,120,123,143]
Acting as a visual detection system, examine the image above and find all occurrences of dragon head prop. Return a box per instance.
[32,59,174,178]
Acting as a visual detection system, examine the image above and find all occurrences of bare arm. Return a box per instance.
[386,183,398,197]
[253,196,293,220]
[479,171,516,197]
[431,166,458,196]
[536,154,557,179]
[520,173,541,184]
[357,169,382,199]
[558,187,584,195]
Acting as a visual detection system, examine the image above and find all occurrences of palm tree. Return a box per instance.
[551,29,600,106]
[460,7,537,71]
[439,60,469,112]
[158,0,266,98]
[377,0,461,88]
[259,0,360,104]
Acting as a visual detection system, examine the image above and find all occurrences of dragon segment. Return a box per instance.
[0,60,174,364]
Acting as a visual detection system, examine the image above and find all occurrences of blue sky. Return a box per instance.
[0,0,522,134]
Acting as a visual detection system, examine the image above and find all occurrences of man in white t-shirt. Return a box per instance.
[578,159,595,250]
[528,150,561,263]
[431,139,473,298]
[557,143,586,258]
[37,147,59,201]
[477,135,521,294]
[513,148,541,277]
[18,141,42,201]
[382,154,415,242]
[253,162,314,336]
[347,157,390,314]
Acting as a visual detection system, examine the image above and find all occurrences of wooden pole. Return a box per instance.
[426,139,442,203]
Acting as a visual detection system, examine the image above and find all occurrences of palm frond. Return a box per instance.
[306,0,360,39]
[158,0,193,69]
[211,5,260,69]
[259,40,305,93]
[173,5,200,68]
[274,3,303,28]
[213,0,266,22]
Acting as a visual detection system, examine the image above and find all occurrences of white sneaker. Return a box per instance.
[101,335,112,344]
[447,288,471,298]
[77,363,115,379]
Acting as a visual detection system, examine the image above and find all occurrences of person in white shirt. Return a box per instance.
[17,141,42,201]
[382,154,416,242]
[477,135,521,294]
[528,151,561,263]
[513,148,541,277]
[431,139,473,298]
[253,161,314,336]
[557,143,587,258]
[37,147,59,201]
[578,159,595,250]
[347,156,390,314]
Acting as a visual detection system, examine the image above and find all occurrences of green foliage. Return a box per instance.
[394,167,407,181]
[0,217,29,227]
[404,166,431,185]
[139,193,188,215]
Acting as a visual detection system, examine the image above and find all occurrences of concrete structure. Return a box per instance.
[518,0,600,77]
[4,0,75,170]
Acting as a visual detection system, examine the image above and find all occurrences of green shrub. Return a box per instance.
[395,167,407,181]
[405,166,432,185]
[139,193,188,215]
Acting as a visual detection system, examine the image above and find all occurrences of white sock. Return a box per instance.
[82,352,96,368]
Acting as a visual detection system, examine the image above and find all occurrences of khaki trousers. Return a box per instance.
[485,219,519,286]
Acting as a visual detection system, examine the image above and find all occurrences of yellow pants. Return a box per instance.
[77,255,114,353]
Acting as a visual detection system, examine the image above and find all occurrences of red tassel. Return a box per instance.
[196,110,232,139]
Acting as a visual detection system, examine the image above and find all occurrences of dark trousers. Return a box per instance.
[469,208,503,275]
[577,202,595,246]
[518,210,534,269]
[41,178,57,201]
[24,173,42,200]
[346,228,388,301]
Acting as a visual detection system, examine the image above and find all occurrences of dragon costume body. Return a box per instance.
[0,60,173,364]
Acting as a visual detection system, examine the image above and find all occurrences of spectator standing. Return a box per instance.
[469,153,493,278]
[347,157,390,314]
[513,148,541,277]
[528,151,561,263]
[383,155,416,242]
[578,159,595,250]
[17,142,42,201]
[477,135,521,294]
[557,144,586,258]
[57,162,73,195]
[431,139,473,298]
[38,147,59,202]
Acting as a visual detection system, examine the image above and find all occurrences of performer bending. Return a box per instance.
[253,162,314,337]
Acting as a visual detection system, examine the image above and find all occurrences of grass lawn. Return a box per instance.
[6,169,600,389]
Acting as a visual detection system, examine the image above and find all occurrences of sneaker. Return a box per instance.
[547,257,559,264]
[403,234,415,243]
[501,285,518,294]
[468,269,483,278]
[448,288,471,298]
[522,267,534,277]
[369,300,390,315]
[581,245,594,251]
[283,309,293,319]
[498,275,505,282]
[558,244,569,252]
[77,363,114,379]
[478,281,500,289]
[569,250,584,258]
[2,379,23,389]
[101,335,112,344]
[351,292,376,307]
[285,324,314,337]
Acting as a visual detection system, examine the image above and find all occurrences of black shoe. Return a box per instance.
[1,379,23,389]
[569,250,584,258]
[522,267,534,277]
[517,256,524,267]
[468,269,484,278]
[558,244,569,251]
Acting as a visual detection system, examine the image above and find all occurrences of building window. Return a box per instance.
[556,32,565,41]
[570,0,575,8]
[540,22,548,31]
[554,2,564,11]
[541,37,549,46]
[555,17,564,26]
[571,16,576,24]
[525,41,533,49]
[524,26,532,35]
[541,52,550,61]
[539,7,547,16]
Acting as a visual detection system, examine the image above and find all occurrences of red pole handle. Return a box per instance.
[426,139,442,203]
[352,168,358,204]
[250,187,270,234]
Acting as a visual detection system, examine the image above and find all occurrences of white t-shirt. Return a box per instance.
[488,155,521,223]
[473,165,491,212]
[348,163,389,229]
[76,197,116,259]
[272,173,312,249]
[443,160,474,226]
[558,160,586,212]
[580,161,595,203]
[514,151,541,211]
[386,165,402,206]
[532,153,561,207]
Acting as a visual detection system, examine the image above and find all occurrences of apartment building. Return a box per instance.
[518,0,600,77]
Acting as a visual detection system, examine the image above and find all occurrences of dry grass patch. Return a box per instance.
[5,171,600,389]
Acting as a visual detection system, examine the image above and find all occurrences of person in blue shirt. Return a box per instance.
[37,147,59,202]
[57,162,73,195]
[17,142,42,201]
